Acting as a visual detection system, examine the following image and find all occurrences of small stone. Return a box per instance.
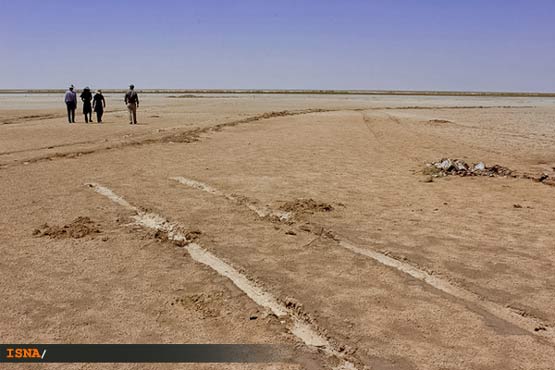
[285,230,296,236]
[513,204,522,209]
[454,160,469,171]
[473,162,486,171]
[437,159,454,171]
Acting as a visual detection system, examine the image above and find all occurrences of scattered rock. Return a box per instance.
[285,230,297,236]
[423,158,555,186]
[33,217,101,239]
[425,158,514,178]
[427,159,555,186]
[513,204,523,209]
[474,162,485,171]
[536,173,549,182]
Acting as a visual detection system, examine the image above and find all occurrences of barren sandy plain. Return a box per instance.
[1,93,555,370]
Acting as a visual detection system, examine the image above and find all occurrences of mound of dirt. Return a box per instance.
[279,199,334,214]
[33,216,101,239]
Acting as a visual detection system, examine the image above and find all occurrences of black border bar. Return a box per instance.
[0,344,295,363]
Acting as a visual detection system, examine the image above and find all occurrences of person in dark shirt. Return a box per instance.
[93,90,106,123]
[124,84,139,124]
[80,87,93,123]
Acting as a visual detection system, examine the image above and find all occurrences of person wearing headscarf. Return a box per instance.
[64,85,77,123]
[80,87,93,123]
[93,90,106,123]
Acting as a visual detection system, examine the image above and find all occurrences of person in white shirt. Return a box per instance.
[64,85,77,123]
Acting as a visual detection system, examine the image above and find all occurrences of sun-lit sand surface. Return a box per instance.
[2,93,555,369]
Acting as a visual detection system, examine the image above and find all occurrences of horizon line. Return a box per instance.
[1,88,554,98]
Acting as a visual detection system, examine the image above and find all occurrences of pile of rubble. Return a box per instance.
[425,159,513,177]
[424,158,555,186]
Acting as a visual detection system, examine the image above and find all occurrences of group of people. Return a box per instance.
[64,84,140,124]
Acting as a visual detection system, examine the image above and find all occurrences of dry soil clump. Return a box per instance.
[33,216,101,239]
[279,198,334,214]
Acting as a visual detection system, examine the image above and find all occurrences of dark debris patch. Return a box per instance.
[424,158,555,186]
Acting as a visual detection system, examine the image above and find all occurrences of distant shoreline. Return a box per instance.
[1,89,554,97]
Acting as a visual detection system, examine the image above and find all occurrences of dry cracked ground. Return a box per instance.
[1,93,555,370]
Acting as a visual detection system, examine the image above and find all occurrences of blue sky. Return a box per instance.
[1,0,554,91]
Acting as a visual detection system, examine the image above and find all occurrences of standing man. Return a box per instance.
[64,85,77,123]
[80,87,93,123]
[124,84,139,125]
[93,90,106,123]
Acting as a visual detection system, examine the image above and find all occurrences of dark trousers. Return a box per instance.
[66,102,76,123]
[96,110,104,123]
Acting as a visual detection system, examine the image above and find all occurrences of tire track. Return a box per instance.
[170,176,555,345]
[0,108,131,126]
[171,177,291,221]
[0,109,333,169]
[1,105,532,169]
[85,182,359,370]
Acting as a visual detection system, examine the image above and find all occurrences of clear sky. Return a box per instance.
[1,0,554,92]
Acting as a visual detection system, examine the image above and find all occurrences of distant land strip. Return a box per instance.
[1,89,555,97]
